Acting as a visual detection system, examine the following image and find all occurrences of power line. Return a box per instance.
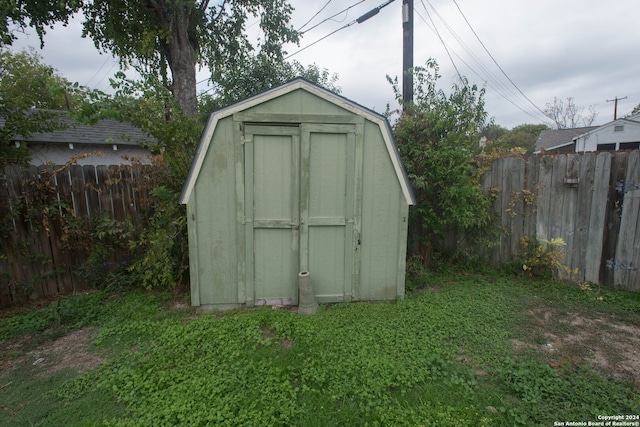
[451,0,548,120]
[298,0,334,32]
[285,23,355,60]
[301,0,368,34]
[418,0,461,80]
[414,0,549,124]
[420,1,545,122]
[285,0,396,60]
[85,55,113,87]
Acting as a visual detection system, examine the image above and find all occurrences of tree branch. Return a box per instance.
[211,0,229,23]
[197,0,210,14]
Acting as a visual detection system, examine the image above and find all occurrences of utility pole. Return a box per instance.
[402,0,413,104]
[607,96,627,120]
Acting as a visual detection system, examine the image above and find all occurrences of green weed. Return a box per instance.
[1,271,638,426]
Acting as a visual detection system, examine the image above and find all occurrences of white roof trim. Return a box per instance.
[575,117,640,140]
[180,79,415,206]
[533,140,574,154]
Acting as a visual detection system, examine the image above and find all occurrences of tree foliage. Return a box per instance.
[80,0,299,117]
[544,97,598,129]
[0,0,80,46]
[2,1,300,117]
[480,122,508,143]
[389,59,493,266]
[0,48,80,165]
[489,123,550,153]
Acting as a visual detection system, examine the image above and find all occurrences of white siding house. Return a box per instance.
[574,113,640,152]
[535,112,640,154]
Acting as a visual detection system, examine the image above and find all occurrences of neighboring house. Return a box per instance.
[535,112,640,154]
[534,127,598,154]
[574,113,640,152]
[2,110,157,166]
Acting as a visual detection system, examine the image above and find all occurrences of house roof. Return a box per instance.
[1,110,156,146]
[179,77,416,206]
[574,116,640,140]
[535,126,598,152]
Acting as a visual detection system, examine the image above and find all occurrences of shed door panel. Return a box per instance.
[301,124,356,302]
[245,126,299,306]
[245,123,357,305]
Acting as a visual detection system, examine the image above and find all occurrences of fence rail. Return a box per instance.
[0,164,155,307]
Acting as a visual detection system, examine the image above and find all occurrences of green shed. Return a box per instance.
[179,78,415,310]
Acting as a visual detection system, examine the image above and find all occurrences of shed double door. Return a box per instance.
[244,123,358,306]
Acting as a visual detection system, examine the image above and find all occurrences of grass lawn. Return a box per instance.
[1,270,639,426]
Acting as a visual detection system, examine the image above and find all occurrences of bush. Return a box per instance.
[389,59,494,267]
[516,236,575,279]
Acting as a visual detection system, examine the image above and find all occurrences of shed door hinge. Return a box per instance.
[615,180,640,194]
[605,259,637,271]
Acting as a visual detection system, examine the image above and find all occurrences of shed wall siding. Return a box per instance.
[253,89,354,117]
[359,120,407,299]
[190,118,238,305]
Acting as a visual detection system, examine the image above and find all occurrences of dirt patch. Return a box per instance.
[27,328,103,377]
[261,327,294,348]
[514,308,640,385]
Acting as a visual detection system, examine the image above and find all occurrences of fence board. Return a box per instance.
[615,151,640,289]
[600,152,628,287]
[21,167,49,299]
[0,167,16,305]
[523,156,539,239]
[491,158,504,265]
[96,165,113,216]
[3,166,27,304]
[507,157,525,261]
[109,166,127,223]
[480,161,495,263]
[558,155,578,281]
[550,155,567,250]
[83,165,100,218]
[584,153,611,284]
[50,168,73,294]
[570,152,595,281]
[629,150,640,290]
[70,164,89,222]
[499,158,513,263]
[536,156,553,243]
[32,166,61,298]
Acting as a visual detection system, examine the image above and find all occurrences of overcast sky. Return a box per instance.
[10,0,640,129]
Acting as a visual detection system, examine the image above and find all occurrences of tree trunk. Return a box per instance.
[153,2,198,118]
[166,39,198,118]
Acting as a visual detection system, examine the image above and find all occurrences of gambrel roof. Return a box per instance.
[180,78,415,206]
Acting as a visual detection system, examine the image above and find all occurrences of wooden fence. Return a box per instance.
[477,150,640,291]
[0,164,155,307]
[2,151,639,307]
